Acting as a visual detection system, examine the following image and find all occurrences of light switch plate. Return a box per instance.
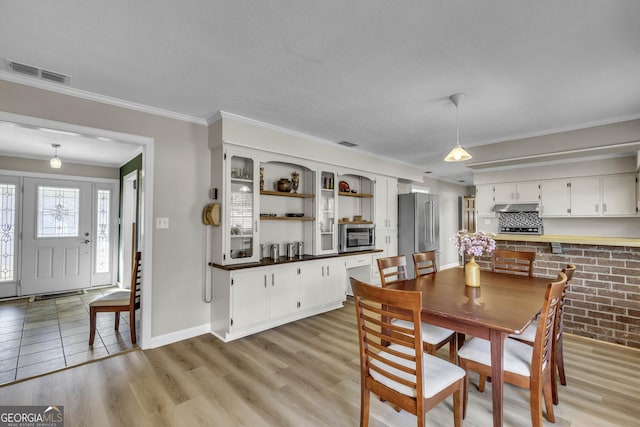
[156,217,169,229]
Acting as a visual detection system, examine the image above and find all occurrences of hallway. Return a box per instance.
[0,287,136,385]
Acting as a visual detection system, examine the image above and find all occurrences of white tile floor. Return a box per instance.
[0,287,137,385]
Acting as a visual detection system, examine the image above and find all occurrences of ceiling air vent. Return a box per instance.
[338,140,358,148]
[5,58,70,85]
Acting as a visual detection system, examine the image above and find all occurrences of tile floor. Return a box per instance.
[0,287,137,385]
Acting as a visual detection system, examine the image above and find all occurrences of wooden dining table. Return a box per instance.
[385,266,551,427]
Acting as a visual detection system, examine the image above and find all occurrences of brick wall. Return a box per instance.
[477,241,640,349]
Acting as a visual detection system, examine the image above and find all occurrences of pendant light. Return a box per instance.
[50,143,62,169]
[444,93,472,162]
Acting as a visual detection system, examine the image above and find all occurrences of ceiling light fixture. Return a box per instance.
[50,143,62,169]
[444,93,472,162]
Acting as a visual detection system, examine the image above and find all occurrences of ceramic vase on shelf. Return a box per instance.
[465,256,480,287]
[291,171,300,193]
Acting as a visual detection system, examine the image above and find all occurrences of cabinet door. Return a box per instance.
[539,179,570,217]
[570,177,601,216]
[299,261,325,310]
[476,184,495,217]
[268,265,299,319]
[493,183,517,204]
[516,182,540,203]
[231,269,268,331]
[317,168,338,254]
[602,174,638,216]
[385,177,398,229]
[226,152,260,264]
[375,176,397,229]
[324,258,346,305]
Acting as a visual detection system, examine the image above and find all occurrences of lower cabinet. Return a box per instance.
[211,258,347,342]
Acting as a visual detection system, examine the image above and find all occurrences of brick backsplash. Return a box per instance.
[478,241,640,349]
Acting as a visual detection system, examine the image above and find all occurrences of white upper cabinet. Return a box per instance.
[475,184,495,217]
[375,176,398,230]
[539,179,571,217]
[570,177,601,216]
[494,182,540,204]
[602,174,638,216]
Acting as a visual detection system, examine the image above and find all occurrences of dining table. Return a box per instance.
[385,266,552,427]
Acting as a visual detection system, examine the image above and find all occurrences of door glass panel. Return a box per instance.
[96,189,110,273]
[37,186,80,238]
[0,184,16,281]
[229,156,254,259]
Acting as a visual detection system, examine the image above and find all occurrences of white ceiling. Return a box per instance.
[1,1,639,181]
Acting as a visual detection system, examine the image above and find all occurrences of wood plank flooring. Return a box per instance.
[0,299,638,426]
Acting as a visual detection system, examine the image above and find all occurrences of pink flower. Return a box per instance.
[451,229,496,257]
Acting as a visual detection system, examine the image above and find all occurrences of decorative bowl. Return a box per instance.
[277,178,292,192]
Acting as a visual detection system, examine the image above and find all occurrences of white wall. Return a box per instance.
[398,178,473,268]
[0,79,211,343]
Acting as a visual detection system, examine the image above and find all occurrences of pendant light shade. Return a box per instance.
[444,93,472,162]
[50,143,62,168]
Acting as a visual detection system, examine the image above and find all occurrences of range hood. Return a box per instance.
[492,203,539,213]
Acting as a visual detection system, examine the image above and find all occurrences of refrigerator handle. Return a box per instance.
[424,200,435,244]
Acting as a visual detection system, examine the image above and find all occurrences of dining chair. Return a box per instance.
[377,256,457,362]
[509,263,576,405]
[89,252,141,345]
[491,249,536,277]
[350,277,465,427]
[457,272,567,427]
[412,251,438,278]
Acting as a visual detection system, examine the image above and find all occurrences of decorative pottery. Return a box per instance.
[291,171,300,193]
[465,256,481,287]
[260,166,264,191]
[277,178,292,192]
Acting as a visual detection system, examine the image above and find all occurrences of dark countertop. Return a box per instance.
[209,249,383,271]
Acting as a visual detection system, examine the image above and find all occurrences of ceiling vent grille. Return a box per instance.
[5,59,70,85]
[338,140,358,147]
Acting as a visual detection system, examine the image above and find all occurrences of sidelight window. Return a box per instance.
[0,184,16,281]
[95,189,111,273]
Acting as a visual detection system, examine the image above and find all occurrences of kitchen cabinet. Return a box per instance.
[375,176,398,229]
[316,167,338,255]
[372,229,397,285]
[602,174,638,216]
[299,258,346,309]
[494,182,539,204]
[539,179,571,217]
[570,177,601,216]
[228,268,269,331]
[475,184,495,217]
[268,264,301,319]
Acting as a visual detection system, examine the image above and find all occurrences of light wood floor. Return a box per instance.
[0,299,638,426]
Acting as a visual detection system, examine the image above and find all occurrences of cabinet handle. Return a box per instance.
[595,204,599,213]
[603,203,606,213]
[264,274,267,287]
[511,192,514,200]
[322,266,325,277]
[516,192,520,200]
[271,273,275,286]
[327,266,330,276]
[255,220,258,232]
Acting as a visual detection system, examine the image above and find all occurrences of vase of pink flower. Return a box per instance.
[451,229,496,287]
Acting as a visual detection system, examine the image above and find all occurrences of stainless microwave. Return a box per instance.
[339,223,375,253]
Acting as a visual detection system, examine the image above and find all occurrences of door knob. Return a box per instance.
[82,239,91,244]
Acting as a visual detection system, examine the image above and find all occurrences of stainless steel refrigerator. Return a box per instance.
[398,193,439,279]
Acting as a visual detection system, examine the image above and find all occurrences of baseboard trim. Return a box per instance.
[145,323,211,349]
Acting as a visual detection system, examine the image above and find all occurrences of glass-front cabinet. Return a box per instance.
[317,168,337,254]
[226,153,259,264]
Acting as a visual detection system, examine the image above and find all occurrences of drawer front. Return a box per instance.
[345,254,372,269]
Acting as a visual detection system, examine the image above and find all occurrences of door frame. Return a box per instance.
[0,111,155,350]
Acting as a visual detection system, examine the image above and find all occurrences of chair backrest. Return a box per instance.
[350,277,424,408]
[377,255,408,286]
[531,272,566,377]
[412,251,438,278]
[130,252,142,310]
[555,263,575,339]
[491,250,536,277]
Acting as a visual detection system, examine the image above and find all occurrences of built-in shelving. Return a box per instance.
[260,216,315,221]
[338,220,373,224]
[339,191,373,198]
[260,190,314,198]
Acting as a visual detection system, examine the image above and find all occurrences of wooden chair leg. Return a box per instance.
[462,370,469,419]
[361,388,370,427]
[543,373,556,423]
[89,307,97,345]
[556,337,567,386]
[449,336,457,363]
[129,308,137,344]
[530,382,543,427]
[551,348,559,405]
[115,311,120,330]
[453,383,462,427]
[478,375,486,392]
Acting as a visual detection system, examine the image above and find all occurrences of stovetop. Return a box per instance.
[500,226,543,235]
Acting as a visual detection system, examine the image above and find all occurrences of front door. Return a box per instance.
[21,178,92,295]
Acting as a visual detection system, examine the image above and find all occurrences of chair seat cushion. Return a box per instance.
[370,344,465,398]
[391,319,455,345]
[89,291,131,307]
[458,337,533,377]
[509,320,537,343]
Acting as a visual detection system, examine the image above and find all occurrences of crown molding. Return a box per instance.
[0,70,208,126]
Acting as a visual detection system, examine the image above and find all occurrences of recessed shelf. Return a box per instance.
[338,220,373,224]
[260,190,314,198]
[260,216,315,221]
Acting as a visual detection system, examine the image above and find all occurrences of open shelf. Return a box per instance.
[260,216,315,221]
[338,220,373,224]
[339,191,373,198]
[261,190,314,198]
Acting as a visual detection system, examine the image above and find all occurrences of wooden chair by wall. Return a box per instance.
[491,249,536,277]
[510,263,576,405]
[457,273,567,427]
[377,255,408,286]
[376,255,456,362]
[412,251,438,278]
[350,277,464,427]
[89,252,141,345]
